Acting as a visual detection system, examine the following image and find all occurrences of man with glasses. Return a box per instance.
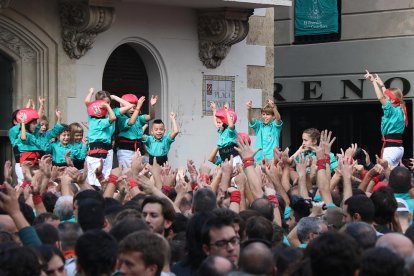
[201,214,240,267]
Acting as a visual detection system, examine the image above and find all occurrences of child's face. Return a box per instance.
[261,112,275,124]
[152,123,165,140]
[29,120,38,133]
[216,118,224,130]
[39,120,48,133]
[127,104,137,117]
[302,133,317,150]
[59,131,71,145]
[103,97,111,104]
[73,131,83,143]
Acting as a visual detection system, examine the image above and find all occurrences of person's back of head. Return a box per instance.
[249,198,274,222]
[376,232,414,257]
[58,222,83,252]
[344,194,375,223]
[359,247,404,276]
[54,195,74,221]
[370,187,398,226]
[76,229,118,276]
[193,188,217,214]
[291,196,312,222]
[389,166,412,193]
[239,242,274,275]
[344,221,377,250]
[245,216,273,243]
[42,192,58,213]
[272,245,303,275]
[119,230,169,276]
[198,255,235,276]
[305,232,360,276]
[34,222,60,246]
[78,198,105,231]
[109,217,149,242]
[0,242,41,275]
[184,212,215,268]
[74,189,104,207]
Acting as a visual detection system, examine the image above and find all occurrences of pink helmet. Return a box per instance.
[87,100,108,118]
[215,108,238,125]
[238,132,251,145]
[16,108,39,123]
[121,94,138,104]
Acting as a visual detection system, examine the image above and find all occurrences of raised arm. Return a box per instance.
[128,96,145,126]
[110,95,134,114]
[38,97,46,118]
[364,70,387,106]
[20,115,27,141]
[267,99,281,123]
[210,101,219,128]
[224,103,234,130]
[102,103,116,123]
[84,87,94,107]
[246,100,254,124]
[169,112,179,139]
[235,139,264,199]
[144,95,158,121]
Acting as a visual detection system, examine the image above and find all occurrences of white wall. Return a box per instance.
[67,3,266,167]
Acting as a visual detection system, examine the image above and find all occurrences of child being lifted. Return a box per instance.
[246,99,282,163]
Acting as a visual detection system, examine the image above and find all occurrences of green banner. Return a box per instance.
[295,0,339,36]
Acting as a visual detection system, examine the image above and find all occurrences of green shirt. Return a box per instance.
[87,116,114,144]
[249,118,283,162]
[143,133,175,156]
[8,124,20,147]
[216,127,238,149]
[36,123,65,150]
[17,132,44,152]
[118,114,147,140]
[381,101,405,136]
[71,142,87,161]
[50,142,72,164]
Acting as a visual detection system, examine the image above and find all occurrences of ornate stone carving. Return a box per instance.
[0,26,35,61]
[198,8,253,69]
[59,0,115,59]
[0,0,12,9]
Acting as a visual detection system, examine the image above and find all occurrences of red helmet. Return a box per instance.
[238,132,251,145]
[215,108,238,125]
[121,94,138,104]
[87,100,108,118]
[16,108,39,123]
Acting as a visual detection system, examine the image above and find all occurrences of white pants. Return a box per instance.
[117,149,134,168]
[15,163,23,184]
[383,146,404,168]
[86,149,113,187]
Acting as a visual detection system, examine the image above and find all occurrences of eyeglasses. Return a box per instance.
[210,236,240,248]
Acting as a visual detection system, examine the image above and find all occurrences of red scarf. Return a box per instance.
[384,89,408,127]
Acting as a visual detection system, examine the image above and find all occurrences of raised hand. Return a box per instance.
[170,112,176,120]
[150,95,158,106]
[364,70,374,82]
[210,101,217,110]
[235,138,261,160]
[246,100,252,110]
[3,160,12,184]
[374,74,384,87]
[319,130,336,155]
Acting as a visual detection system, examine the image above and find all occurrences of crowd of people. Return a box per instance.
[0,71,414,276]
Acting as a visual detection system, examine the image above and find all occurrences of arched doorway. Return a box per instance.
[102,44,149,114]
[0,52,14,176]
